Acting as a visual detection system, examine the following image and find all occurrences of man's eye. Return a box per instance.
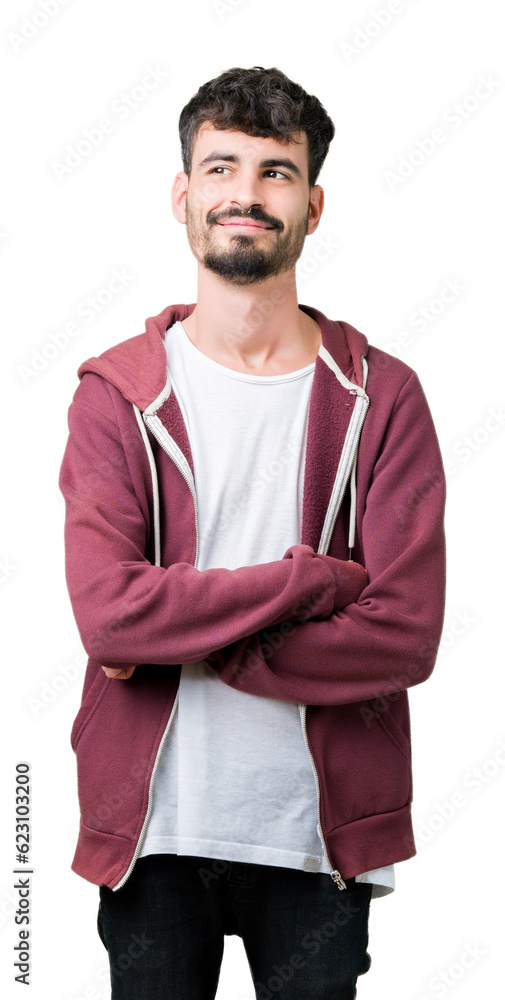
[209,167,287,179]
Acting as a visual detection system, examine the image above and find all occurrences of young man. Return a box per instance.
[59,66,446,999]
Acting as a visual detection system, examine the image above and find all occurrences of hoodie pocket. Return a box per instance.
[71,667,175,838]
[71,666,109,751]
[369,697,411,760]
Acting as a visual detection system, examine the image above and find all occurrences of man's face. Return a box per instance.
[173,124,322,286]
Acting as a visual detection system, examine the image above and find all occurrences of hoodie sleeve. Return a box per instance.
[208,370,447,705]
[58,373,365,668]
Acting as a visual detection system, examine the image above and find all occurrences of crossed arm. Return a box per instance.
[101,549,368,681]
[60,372,369,679]
[203,371,447,706]
[61,370,445,700]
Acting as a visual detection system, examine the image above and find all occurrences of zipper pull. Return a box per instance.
[330,869,347,890]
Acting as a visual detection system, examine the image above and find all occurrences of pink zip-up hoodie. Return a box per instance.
[58,301,446,892]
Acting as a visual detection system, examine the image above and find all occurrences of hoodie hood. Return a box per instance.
[77,302,369,410]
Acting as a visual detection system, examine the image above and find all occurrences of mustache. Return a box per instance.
[207,208,283,230]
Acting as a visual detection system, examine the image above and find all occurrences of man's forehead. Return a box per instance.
[193,123,308,168]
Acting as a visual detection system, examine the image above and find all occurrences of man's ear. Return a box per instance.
[306,184,324,237]
[172,171,188,224]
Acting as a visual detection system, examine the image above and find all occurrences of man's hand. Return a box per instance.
[101,665,137,680]
[316,554,368,612]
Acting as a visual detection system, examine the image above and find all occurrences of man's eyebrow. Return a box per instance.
[197,152,304,179]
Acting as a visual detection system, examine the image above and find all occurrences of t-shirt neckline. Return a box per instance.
[171,320,316,384]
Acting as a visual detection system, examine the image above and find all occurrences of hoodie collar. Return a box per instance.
[77,301,370,555]
[77,301,369,411]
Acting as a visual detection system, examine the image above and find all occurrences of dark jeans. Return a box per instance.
[97,853,373,999]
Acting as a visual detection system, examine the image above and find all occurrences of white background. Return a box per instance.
[1,0,504,997]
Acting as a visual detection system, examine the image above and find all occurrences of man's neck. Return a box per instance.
[180,266,322,376]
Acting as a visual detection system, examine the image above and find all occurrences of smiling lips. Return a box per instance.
[218,220,274,230]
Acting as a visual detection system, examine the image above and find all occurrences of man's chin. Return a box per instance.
[206,268,275,287]
[202,251,279,285]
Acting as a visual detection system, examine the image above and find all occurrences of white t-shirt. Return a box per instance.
[139,319,395,898]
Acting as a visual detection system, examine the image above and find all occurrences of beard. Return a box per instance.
[184,200,310,286]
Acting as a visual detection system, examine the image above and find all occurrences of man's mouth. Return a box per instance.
[217,219,274,230]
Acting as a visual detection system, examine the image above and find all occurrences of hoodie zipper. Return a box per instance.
[113,690,179,891]
[299,704,347,889]
[299,385,369,890]
[112,411,200,891]
[143,413,200,567]
[317,392,369,556]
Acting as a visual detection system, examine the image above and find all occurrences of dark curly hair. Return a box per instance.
[178,66,335,189]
